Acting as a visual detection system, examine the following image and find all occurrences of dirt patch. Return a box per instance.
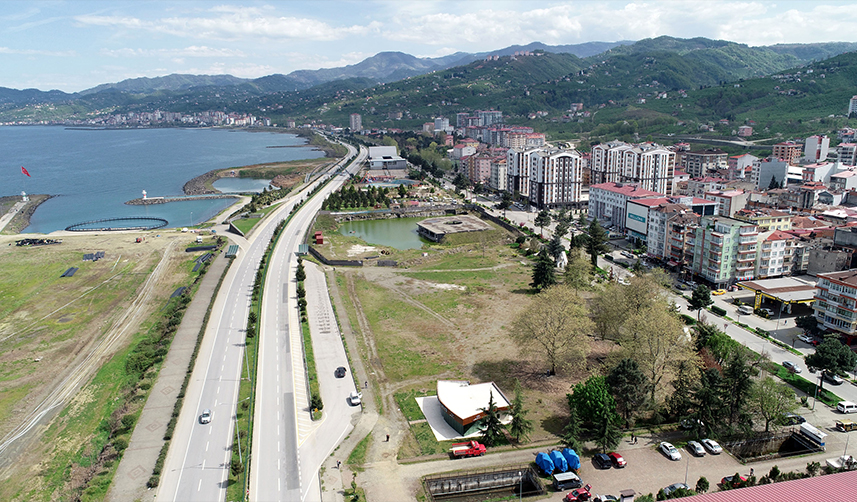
[347,244,378,257]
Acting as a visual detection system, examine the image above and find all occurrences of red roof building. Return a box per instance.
[680,470,857,502]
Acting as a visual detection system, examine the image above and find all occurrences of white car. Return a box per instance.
[349,391,363,406]
[700,438,722,454]
[199,409,212,424]
[687,440,705,457]
[659,441,681,461]
[783,361,802,373]
[798,334,814,344]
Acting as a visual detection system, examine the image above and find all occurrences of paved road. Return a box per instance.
[0,199,26,233]
[159,141,362,502]
[250,142,365,502]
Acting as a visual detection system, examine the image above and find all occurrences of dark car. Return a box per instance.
[335,366,347,378]
[823,371,844,385]
[592,453,612,469]
[784,413,806,425]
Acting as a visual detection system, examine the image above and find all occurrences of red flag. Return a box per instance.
[21,166,31,177]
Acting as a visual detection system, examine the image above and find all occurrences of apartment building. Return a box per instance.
[589,141,676,195]
[813,270,857,337]
[349,113,362,131]
[772,141,803,164]
[687,177,728,198]
[704,189,748,217]
[830,170,857,192]
[682,149,728,178]
[506,147,540,197]
[751,158,789,189]
[488,157,507,192]
[588,182,663,231]
[733,208,792,232]
[804,135,830,162]
[528,148,584,209]
[463,153,495,185]
[690,216,758,286]
[756,230,795,278]
[667,212,701,266]
[837,143,857,166]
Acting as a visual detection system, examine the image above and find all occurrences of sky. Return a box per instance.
[2,0,856,93]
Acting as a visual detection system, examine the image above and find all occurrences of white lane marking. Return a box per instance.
[278,440,281,452]
[279,478,281,492]
[202,459,206,470]
[198,479,202,491]
[217,386,220,395]
[206,441,209,452]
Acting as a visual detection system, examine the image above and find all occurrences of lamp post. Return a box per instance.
[518,470,523,501]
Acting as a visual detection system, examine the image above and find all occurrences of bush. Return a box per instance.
[120,414,137,431]
[147,476,159,488]
[710,305,727,316]
[755,308,771,319]
[680,314,697,325]
[112,438,129,453]
[310,393,324,411]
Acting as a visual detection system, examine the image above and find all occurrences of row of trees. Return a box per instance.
[321,185,392,211]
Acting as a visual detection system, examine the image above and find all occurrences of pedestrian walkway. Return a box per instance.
[107,250,231,502]
[0,200,26,233]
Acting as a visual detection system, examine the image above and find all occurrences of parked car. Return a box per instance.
[564,484,592,502]
[607,452,626,468]
[334,366,347,378]
[760,308,775,317]
[592,453,612,469]
[784,413,806,425]
[783,361,802,373]
[661,483,690,497]
[721,475,747,488]
[797,334,814,344]
[823,371,844,385]
[593,496,618,502]
[700,438,722,454]
[712,289,726,296]
[659,442,681,461]
[676,282,689,290]
[686,440,705,457]
[349,391,362,406]
[199,409,212,424]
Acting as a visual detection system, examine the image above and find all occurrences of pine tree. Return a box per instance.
[530,248,557,290]
[585,219,609,266]
[508,380,533,443]
[479,392,506,446]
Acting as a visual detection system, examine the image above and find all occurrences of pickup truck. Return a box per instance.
[449,440,487,458]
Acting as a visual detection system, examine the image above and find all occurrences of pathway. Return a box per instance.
[0,200,26,233]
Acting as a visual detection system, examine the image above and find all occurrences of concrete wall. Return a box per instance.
[807,247,850,276]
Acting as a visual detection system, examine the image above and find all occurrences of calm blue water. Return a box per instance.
[0,127,324,233]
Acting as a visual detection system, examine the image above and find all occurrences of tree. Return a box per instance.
[569,376,621,427]
[695,476,709,494]
[510,285,593,375]
[688,285,713,321]
[591,412,623,453]
[667,360,699,419]
[722,349,753,428]
[585,218,610,266]
[547,232,565,263]
[498,192,513,217]
[691,368,725,438]
[530,248,557,290]
[796,315,821,336]
[295,257,306,282]
[479,392,506,446]
[560,404,583,451]
[564,249,593,290]
[535,209,552,236]
[749,376,800,432]
[805,336,857,393]
[606,358,652,423]
[508,380,533,442]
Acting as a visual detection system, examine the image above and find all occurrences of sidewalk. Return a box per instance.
[107,250,231,502]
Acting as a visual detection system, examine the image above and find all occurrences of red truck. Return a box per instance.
[449,441,487,458]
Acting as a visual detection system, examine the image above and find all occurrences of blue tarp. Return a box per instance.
[562,448,581,470]
[535,452,554,475]
[550,450,568,472]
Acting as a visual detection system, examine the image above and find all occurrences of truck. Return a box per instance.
[448,441,486,458]
[826,455,854,470]
[836,420,857,432]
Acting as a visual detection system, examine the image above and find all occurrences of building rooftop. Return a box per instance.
[436,380,511,421]
[738,276,818,303]
[818,269,857,287]
[589,182,663,197]
[679,470,857,502]
[765,230,796,241]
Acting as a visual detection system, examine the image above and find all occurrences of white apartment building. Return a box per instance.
[756,230,793,278]
[849,96,857,117]
[804,135,830,162]
[529,149,583,209]
[589,141,675,195]
[349,113,362,131]
[489,158,507,192]
[506,147,540,197]
[837,143,857,166]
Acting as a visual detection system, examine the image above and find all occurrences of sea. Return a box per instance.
[0,126,325,233]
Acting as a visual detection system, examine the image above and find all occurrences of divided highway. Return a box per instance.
[158,140,364,502]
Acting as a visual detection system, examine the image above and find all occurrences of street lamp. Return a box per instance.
[518,471,522,501]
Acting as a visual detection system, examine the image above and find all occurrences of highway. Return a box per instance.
[250,141,366,501]
[158,139,363,502]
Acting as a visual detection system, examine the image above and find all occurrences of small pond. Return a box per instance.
[338,217,429,250]
[212,177,273,193]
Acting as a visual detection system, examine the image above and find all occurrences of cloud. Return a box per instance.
[74,7,379,42]
[0,47,76,57]
[100,46,246,58]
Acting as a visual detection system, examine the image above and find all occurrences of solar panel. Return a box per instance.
[192,262,201,272]
[61,267,78,277]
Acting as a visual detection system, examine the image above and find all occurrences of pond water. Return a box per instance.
[338,217,428,250]
[212,177,273,193]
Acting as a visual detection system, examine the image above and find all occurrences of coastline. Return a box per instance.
[0,194,53,235]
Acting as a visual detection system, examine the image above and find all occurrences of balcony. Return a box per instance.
[737,264,754,272]
[737,255,756,262]
[739,228,758,236]
[739,236,756,244]
[738,247,755,254]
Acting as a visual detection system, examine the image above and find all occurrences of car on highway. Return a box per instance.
[335,366,347,378]
[721,474,747,488]
[199,409,212,424]
[661,483,690,497]
[686,440,705,457]
[700,438,722,454]
[823,371,844,385]
[592,453,612,469]
[712,289,726,295]
[659,442,681,461]
[607,452,626,468]
[783,361,802,373]
[349,391,362,406]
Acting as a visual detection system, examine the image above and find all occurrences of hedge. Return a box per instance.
[710,305,727,316]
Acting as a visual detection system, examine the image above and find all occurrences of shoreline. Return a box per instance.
[0,194,53,235]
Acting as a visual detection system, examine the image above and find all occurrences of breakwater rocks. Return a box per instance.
[183,168,222,195]
[125,194,237,205]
